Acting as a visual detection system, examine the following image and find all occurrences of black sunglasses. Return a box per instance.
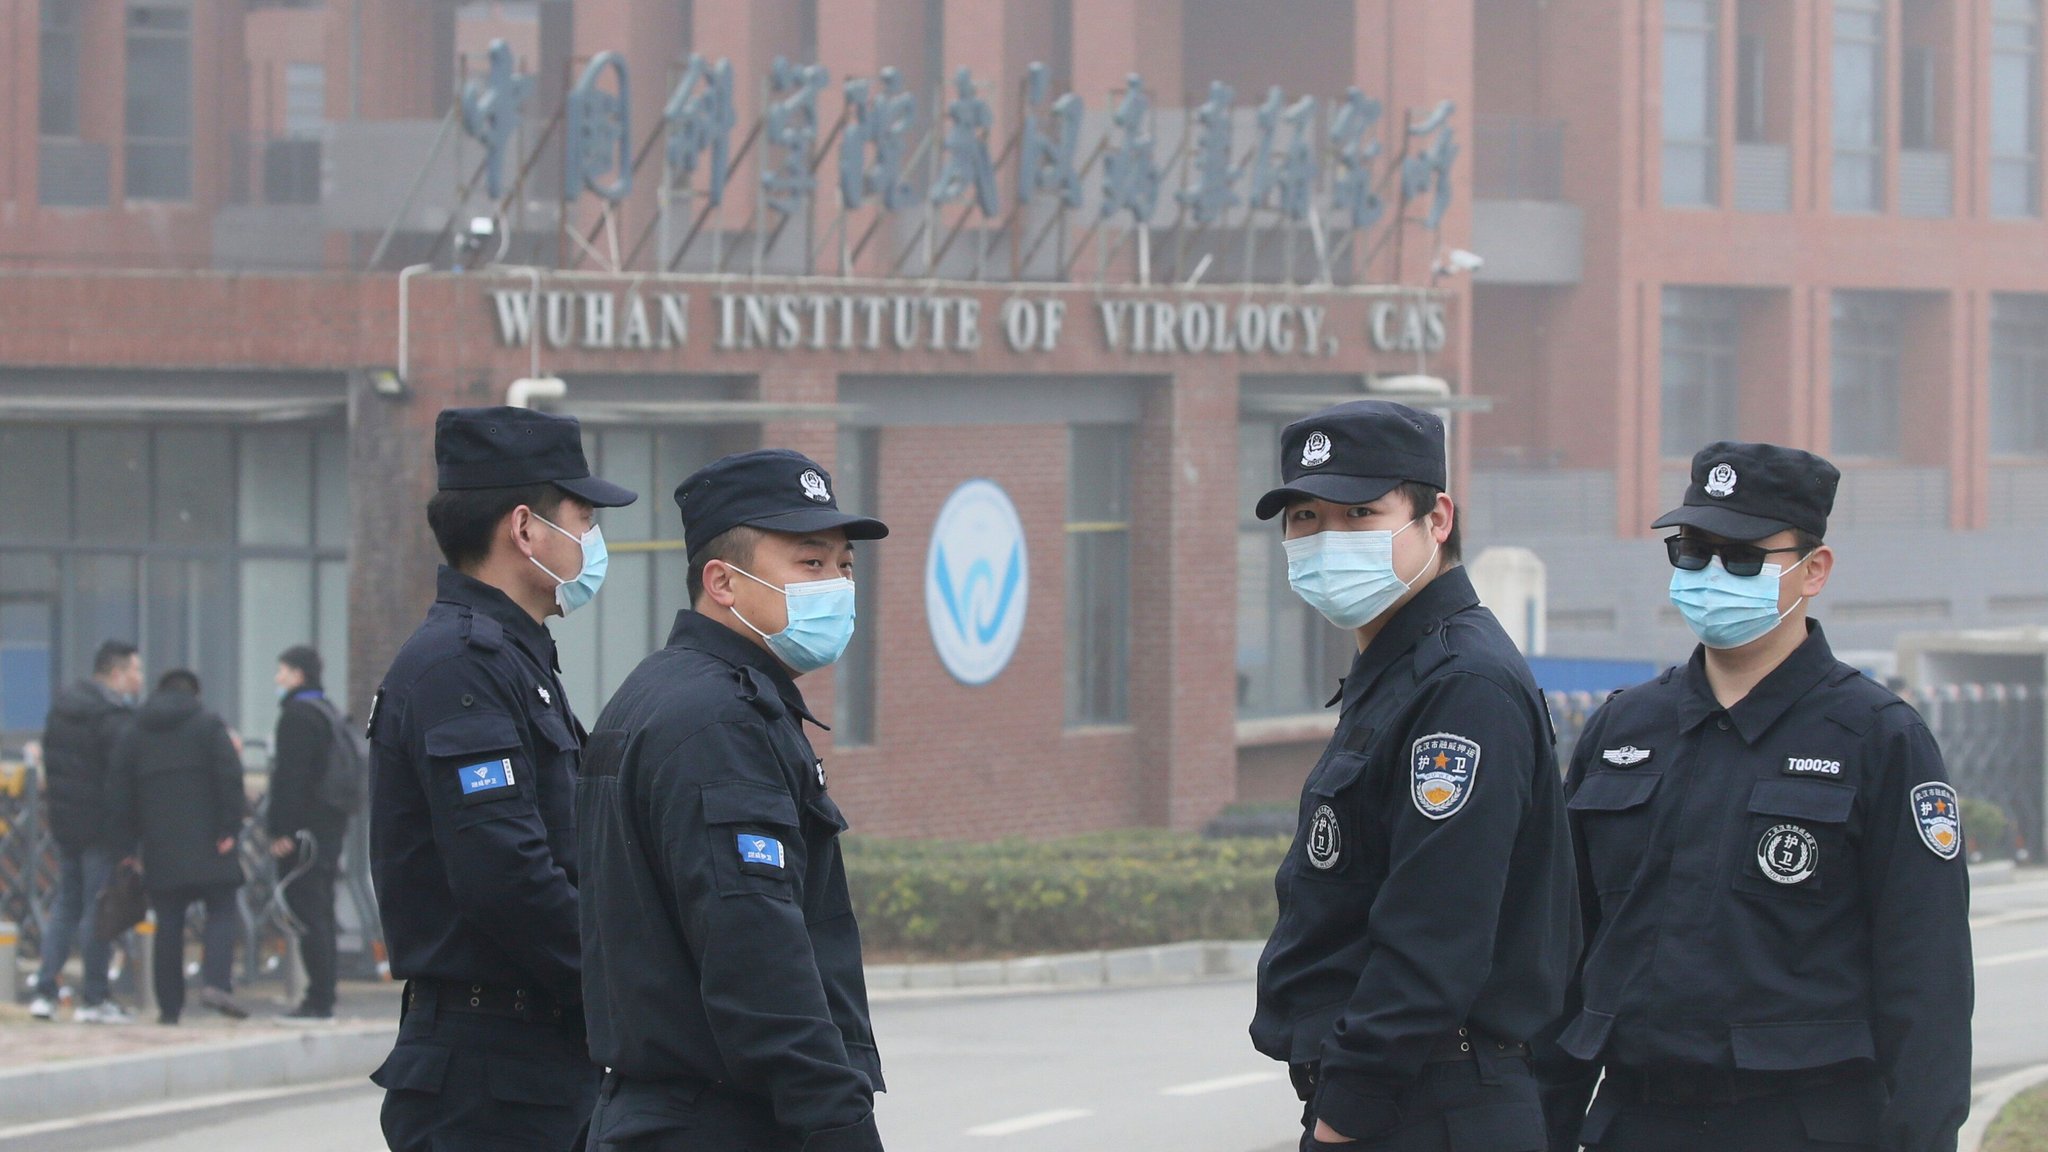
[1664,535,1811,578]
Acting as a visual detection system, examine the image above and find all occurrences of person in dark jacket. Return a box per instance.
[266,644,344,1022]
[579,449,889,1152]
[31,640,142,1024]
[109,669,251,1025]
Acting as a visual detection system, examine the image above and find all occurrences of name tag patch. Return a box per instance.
[1912,782,1963,860]
[1785,757,1843,777]
[458,758,516,797]
[738,834,786,869]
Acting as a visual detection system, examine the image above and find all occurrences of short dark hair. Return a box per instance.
[426,483,567,571]
[157,669,201,696]
[1396,481,1463,564]
[688,525,764,606]
[278,645,323,685]
[92,641,139,677]
[1791,528,1824,553]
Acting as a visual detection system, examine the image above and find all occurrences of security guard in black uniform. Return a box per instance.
[1251,400,1576,1152]
[578,448,889,1152]
[1534,442,1973,1152]
[367,406,637,1152]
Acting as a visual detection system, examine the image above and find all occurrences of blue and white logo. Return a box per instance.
[926,479,1029,685]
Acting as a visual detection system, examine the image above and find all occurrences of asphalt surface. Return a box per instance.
[14,870,2048,1152]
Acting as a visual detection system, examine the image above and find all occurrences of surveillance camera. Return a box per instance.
[467,216,496,239]
[1445,248,1484,272]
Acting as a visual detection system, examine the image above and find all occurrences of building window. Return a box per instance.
[834,428,880,744]
[1066,425,1131,727]
[0,422,346,746]
[1662,0,1719,207]
[1833,0,1886,213]
[40,0,80,138]
[550,425,755,722]
[1831,292,1905,457]
[1660,286,1741,456]
[1237,418,1354,719]
[1993,0,2042,218]
[1992,294,2048,455]
[1736,28,1767,143]
[125,3,194,201]
[1900,43,1938,150]
[284,63,326,137]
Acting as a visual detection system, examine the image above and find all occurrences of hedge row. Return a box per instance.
[843,831,1289,958]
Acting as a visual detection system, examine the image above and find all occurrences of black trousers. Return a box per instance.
[586,1072,882,1152]
[149,884,238,1021]
[1582,1069,1885,1151]
[1296,1054,1547,1152]
[372,984,598,1152]
[284,816,345,1012]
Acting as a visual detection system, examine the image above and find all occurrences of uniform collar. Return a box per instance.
[1337,566,1481,715]
[1677,620,1839,744]
[667,609,827,729]
[435,566,560,670]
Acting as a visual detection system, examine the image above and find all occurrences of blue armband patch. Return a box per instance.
[738,834,785,868]
[459,758,516,796]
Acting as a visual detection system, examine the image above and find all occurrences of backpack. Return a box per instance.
[303,696,369,815]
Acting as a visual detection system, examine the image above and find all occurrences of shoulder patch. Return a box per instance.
[1411,733,1481,820]
[1911,782,1963,861]
[738,833,786,868]
[456,757,517,804]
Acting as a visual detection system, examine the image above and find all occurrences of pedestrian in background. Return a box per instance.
[266,644,345,1023]
[31,640,142,1024]
[109,669,250,1025]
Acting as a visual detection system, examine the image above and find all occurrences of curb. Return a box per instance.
[0,1023,393,1130]
[864,939,1265,995]
[1971,860,2019,887]
[1966,1062,2048,1152]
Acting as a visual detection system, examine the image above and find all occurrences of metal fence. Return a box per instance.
[0,766,383,1003]
[1547,682,2045,859]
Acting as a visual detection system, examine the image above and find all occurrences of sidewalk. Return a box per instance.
[0,979,401,1071]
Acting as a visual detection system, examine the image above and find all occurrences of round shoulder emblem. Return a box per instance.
[1301,431,1334,469]
[799,469,832,503]
[1306,804,1342,870]
[1704,462,1738,499]
[1756,823,1819,884]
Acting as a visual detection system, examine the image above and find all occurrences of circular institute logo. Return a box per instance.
[925,479,1030,685]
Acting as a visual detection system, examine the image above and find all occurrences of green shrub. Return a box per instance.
[844,833,1289,958]
[1963,796,2013,861]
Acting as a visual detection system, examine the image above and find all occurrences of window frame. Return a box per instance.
[123,0,196,202]
[1661,0,1722,208]
[1829,292,1907,459]
[1659,286,1743,458]
[1064,424,1133,729]
[1992,0,2043,218]
[1831,0,1888,214]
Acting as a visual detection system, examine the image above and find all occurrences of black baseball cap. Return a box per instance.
[434,406,638,507]
[675,449,889,559]
[1254,399,1447,520]
[1651,441,1839,541]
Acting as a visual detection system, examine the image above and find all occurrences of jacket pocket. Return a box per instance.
[1553,1007,1615,1062]
[1735,779,1856,903]
[1566,772,1662,894]
[485,1054,585,1108]
[702,780,802,899]
[424,712,528,815]
[1728,1019,1876,1071]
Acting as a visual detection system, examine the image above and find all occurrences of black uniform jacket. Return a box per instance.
[109,688,246,893]
[1534,622,1973,1152]
[1252,567,1577,1139]
[368,567,586,1000]
[41,680,134,852]
[578,610,883,1149]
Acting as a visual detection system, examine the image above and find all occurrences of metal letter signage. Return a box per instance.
[839,68,916,212]
[930,69,999,217]
[665,53,735,207]
[1018,63,1083,208]
[566,52,632,203]
[762,57,829,218]
[1100,74,1160,223]
[926,479,1030,686]
[1403,100,1460,233]
[1179,81,1241,225]
[1328,88,1385,230]
[459,40,532,200]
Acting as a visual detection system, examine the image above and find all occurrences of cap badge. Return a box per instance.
[1301,431,1333,469]
[1704,463,1738,499]
[799,469,832,503]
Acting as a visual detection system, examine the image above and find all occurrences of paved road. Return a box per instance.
[17,870,2048,1152]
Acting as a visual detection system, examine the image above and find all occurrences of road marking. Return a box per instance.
[1979,946,2048,968]
[1971,907,2048,929]
[0,1076,368,1142]
[966,1108,1095,1137]
[1161,1070,1288,1096]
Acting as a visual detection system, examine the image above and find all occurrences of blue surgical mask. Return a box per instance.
[1283,518,1439,630]
[1669,553,1811,650]
[531,516,608,615]
[731,567,858,673]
